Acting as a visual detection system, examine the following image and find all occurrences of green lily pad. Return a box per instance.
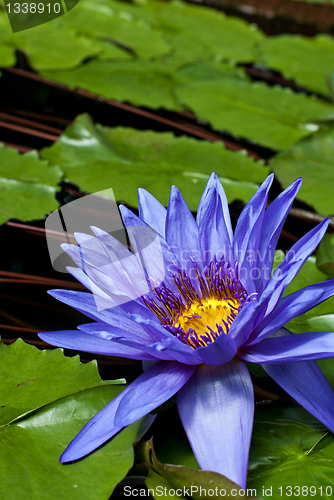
[248,407,334,498]
[0,338,116,426]
[175,61,248,84]
[145,0,263,64]
[0,33,15,66]
[175,78,334,151]
[40,113,269,210]
[0,339,153,499]
[60,0,170,60]
[270,126,334,216]
[15,24,102,71]
[41,60,246,111]
[0,12,17,66]
[0,144,62,225]
[42,59,179,110]
[260,34,334,96]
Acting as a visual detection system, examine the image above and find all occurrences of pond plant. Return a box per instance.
[39,173,334,490]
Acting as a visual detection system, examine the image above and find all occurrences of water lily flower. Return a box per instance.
[39,173,334,489]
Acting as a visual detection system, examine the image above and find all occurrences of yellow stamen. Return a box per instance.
[176,297,241,347]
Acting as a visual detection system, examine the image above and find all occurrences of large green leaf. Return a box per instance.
[0,339,153,499]
[41,60,246,111]
[0,13,16,66]
[40,113,269,210]
[60,0,170,60]
[0,339,112,425]
[42,59,179,110]
[271,127,334,216]
[175,78,334,150]
[144,0,263,63]
[175,61,248,84]
[0,144,62,225]
[0,10,103,71]
[18,27,102,71]
[248,407,334,499]
[70,0,263,64]
[260,34,334,96]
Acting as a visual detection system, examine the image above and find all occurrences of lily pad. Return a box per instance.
[42,59,180,110]
[0,339,154,499]
[60,0,170,60]
[0,12,18,66]
[270,127,334,216]
[41,60,246,110]
[0,338,112,425]
[0,144,62,225]
[175,78,334,151]
[15,24,102,71]
[260,34,334,96]
[40,113,269,210]
[248,407,334,499]
[145,0,263,64]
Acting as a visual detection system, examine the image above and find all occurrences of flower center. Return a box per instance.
[143,258,249,349]
[177,296,241,336]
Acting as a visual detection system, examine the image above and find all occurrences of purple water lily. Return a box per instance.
[39,173,334,489]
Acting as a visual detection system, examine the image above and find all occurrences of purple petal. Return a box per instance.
[90,226,145,282]
[239,330,334,363]
[48,290,154,327]
[90,226,131,262]
[76,322,201,365]
[260,218,329,316]
[233,174,274,294]
[79,314,153,342]
[246,279,334,345]
[263,361,334,433]
[119,205,181,293]
[195,330,238,366]
[228,299,261,346]
[66,266,115,303]
[177,360,254,489]
[79,320,168,343]
[60,361,190,462]
[256,178,302,294]
[39,329,157,360]
[103,336,192,363]
[257,328,334,433]
[115,361,196,426]
[166,186,202,275]
[138,188,167,237]
[154,336,203,365]
[119,206,165,282]
[196,173,232,266]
